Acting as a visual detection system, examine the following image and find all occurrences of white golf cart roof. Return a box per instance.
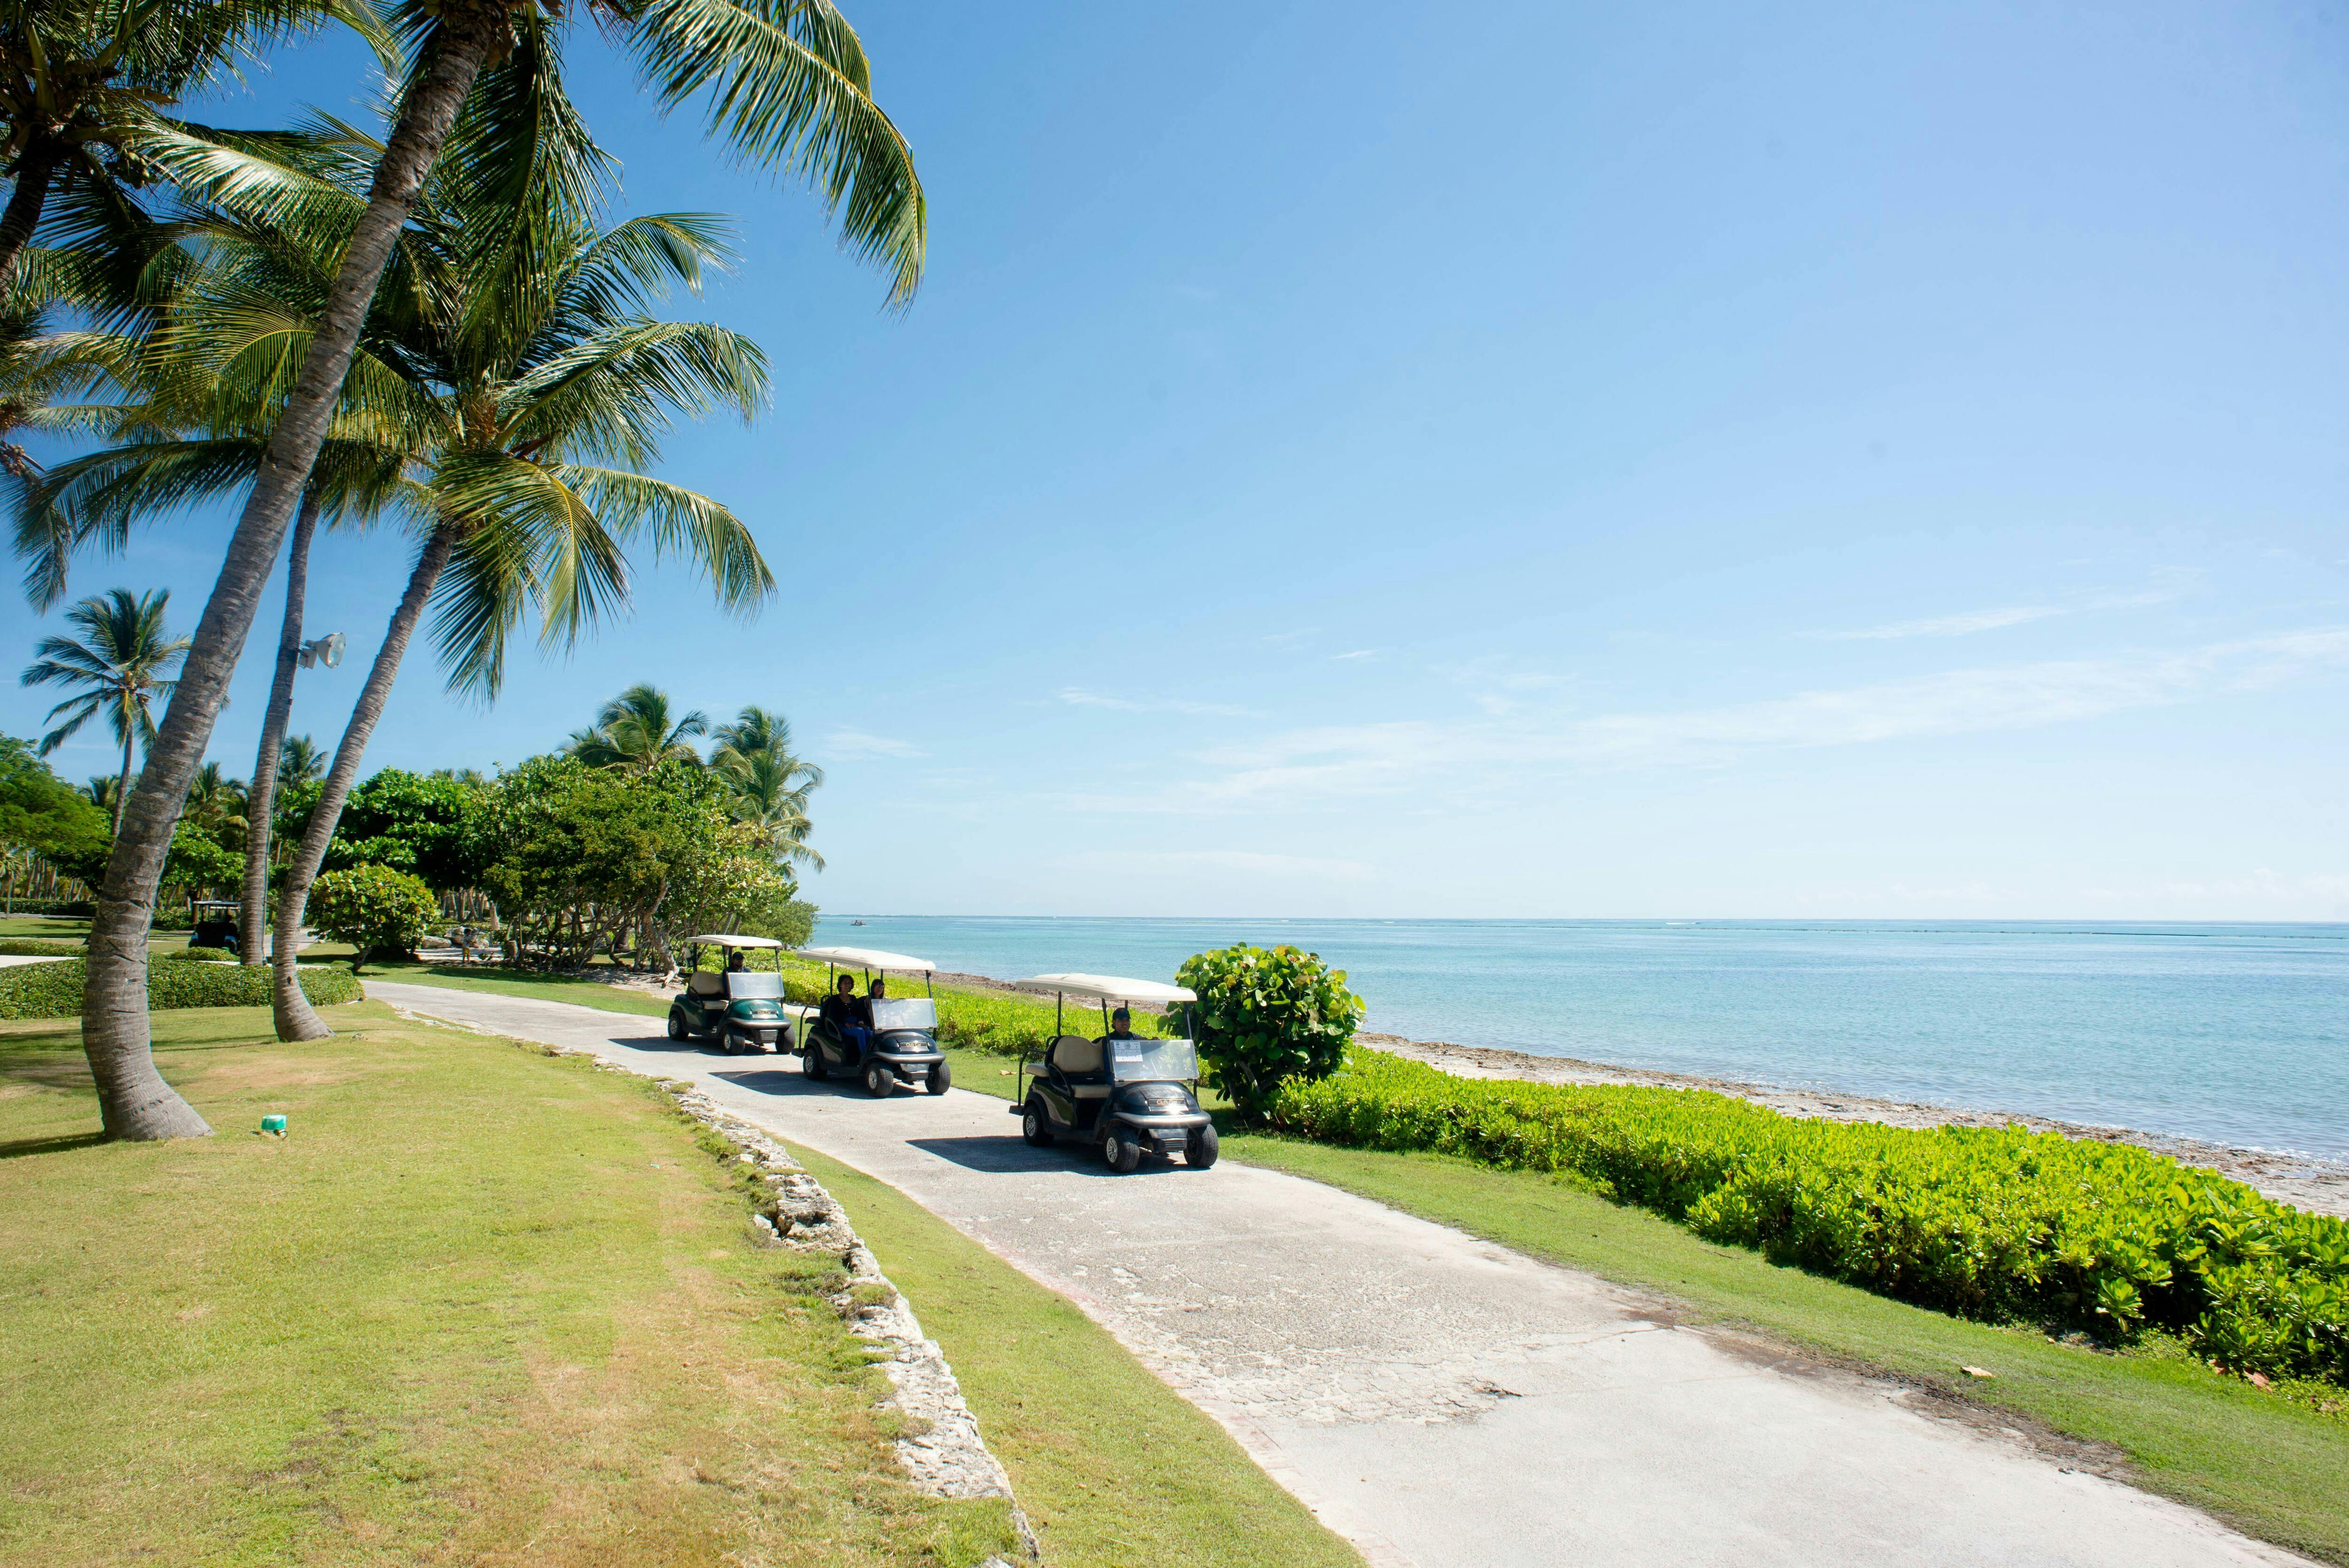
[1012,973,1197,1005]
[687,933,783,948]
[800,945,937,973]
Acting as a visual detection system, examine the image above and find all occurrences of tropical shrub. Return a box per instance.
[1269,1048,2349,1386]
[0,959,360,1019]
[1174,944,1365,1121]
[306,865,441,972]
[0,939,82,956]
[322,768,486,891]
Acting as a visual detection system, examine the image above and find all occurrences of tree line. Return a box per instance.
[0,0,923,1138]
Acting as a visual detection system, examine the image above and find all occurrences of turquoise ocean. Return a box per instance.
[810,916,2349,1161]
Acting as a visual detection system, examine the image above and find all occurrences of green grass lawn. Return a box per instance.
[0,1002,1022,1566]
[366,957,673,1016]
[1221,1133,2349,1565]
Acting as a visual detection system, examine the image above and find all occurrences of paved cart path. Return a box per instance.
[367,982,2309,1568]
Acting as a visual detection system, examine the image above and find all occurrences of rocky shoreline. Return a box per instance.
[1366,1032,2349,1220]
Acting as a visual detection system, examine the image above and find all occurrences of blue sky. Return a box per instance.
[7,1,2346,919]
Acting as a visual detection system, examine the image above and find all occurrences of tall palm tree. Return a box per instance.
[710,704,822,869]
[278,734,328,785]
[569,684,709,773]
[77,3,924,1138]
[0,0,380,283]
[20,587,186,835]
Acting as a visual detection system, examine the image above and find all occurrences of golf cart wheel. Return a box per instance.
[1187,1124,1220,1170]
[864,1062,894,1098]
[803,1046,827,1080]
[1021,1098,1053,1147]
[1103,1127,1142,1174]
[926,1061,952,1096]
[666,1010,686,1041]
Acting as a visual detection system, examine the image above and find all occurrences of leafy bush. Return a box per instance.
[0,938,82,956]
[307,865,441,971]
[1270,1048,2349,1386]
[1174,944,1364,1121]
[0,958,360,1019]
[159,946,235,963]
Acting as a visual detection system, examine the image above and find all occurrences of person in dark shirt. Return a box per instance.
[822,974,874,1061]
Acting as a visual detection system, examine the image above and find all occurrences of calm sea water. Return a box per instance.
[810,916,2349,1160]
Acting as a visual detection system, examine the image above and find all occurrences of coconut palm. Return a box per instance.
[710,704,822,869]
[20,587,187,836]
[0,0,381,284]
[277,734,328,785]
[77,5,925,1138]
[569,684,709,773]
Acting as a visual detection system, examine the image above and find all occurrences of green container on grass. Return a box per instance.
[260,1114,287,1133]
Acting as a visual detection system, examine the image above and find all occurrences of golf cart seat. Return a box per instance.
[688,971,725,999]
[1049,1034,1113,1098]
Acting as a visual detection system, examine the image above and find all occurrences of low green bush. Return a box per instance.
[1270,1048,2349,1387]
[0,959,362,1020]
[0,938,82,956]
[1175,944,1363,1120]
[308,864,441,971]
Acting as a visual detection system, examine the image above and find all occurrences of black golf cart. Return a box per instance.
[799,945,950,1098]
[666,933,796,1055]
[188,899,241,954]
[1009,973,1217,1172]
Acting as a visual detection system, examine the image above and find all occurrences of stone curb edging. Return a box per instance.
[389,1008,1039,1564]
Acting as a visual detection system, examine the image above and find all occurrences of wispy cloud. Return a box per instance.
[1067,848,1374,881]
[1056,688,1257,718]
[824,728,927,760]
[1064,628,2349,813]
[1815,577,2193,641]
[1331,649,1376,661]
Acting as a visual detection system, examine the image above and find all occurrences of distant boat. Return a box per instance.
[850,919,866,926]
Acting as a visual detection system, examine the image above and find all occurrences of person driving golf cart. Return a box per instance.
[663,934,793,1056]
[799,947,950,1099]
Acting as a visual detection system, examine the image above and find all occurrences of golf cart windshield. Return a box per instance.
[869,997,937,1032]
[1108,1035,1198,1084]
[726,972,784,1000]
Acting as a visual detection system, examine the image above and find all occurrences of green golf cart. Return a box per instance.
[666,933,797,1056]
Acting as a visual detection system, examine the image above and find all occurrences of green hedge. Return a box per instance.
[0,959,363,1020]
[1270,1048,2349,1386]
[0,938,83,956]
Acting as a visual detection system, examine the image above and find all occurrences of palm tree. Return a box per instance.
[711,705,823,869]
[570,685,710,773]
[278,734,328,785]
[73,10,924,1139]
[20,587,186,835]
[0,0,380,284]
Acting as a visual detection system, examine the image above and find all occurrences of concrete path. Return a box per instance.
[367,982,2310,1568]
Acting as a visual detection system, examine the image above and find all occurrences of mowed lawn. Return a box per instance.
[0,1002,1020,1567]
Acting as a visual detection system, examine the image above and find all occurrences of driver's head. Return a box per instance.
[1111,1006,1132,1036]
[727,951,745,970]
[835,975,855,996]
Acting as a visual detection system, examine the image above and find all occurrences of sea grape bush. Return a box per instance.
[1177,944,1366,1121]
[1269,1048,2349,1386]
[306,865,442,972]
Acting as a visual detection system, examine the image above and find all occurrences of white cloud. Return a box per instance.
[1056,688,1257,717]
[1068,848,1374,882]
[1816,576,2193,641]
[1065,628,2349,813]
[824,728,927,760]
[1331,649,1376,661]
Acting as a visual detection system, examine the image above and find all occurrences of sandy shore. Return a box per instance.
[1367,1032,2349,1220]
[575,962,2349,1219]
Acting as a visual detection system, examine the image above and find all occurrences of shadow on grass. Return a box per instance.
[0,1130,107,1161]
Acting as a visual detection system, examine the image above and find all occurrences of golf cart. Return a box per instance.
[799,945,950,1098]
[188,899,241,953]
[666,934,796,1055]
[1009,974,1217,1172]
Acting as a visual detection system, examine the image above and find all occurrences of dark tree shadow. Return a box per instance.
[906,1135,1193,1178]
[0,1131,108,1161]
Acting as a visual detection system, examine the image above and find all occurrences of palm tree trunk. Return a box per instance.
[78,11,505,1141]
[0,144,56,287]
[241,492,322,965]
[113,727,132,840]
[272,528,455,1041]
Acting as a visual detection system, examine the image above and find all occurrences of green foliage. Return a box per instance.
[1174,944,1364,1121]
[0,958,358,1019]
[161,822,241,897]
[1270,1049,2349,1387]
[742,896,817,949]
[322,768,484,891]
[305,864,440,972]
[0,735,111,885]
[0,938,82,956]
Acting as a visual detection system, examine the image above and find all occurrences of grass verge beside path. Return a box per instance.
[1225,1133,2349,1565]
[367,956,672,1017]
[795,1144,1363,1568]
[0,1001,1019,1567]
